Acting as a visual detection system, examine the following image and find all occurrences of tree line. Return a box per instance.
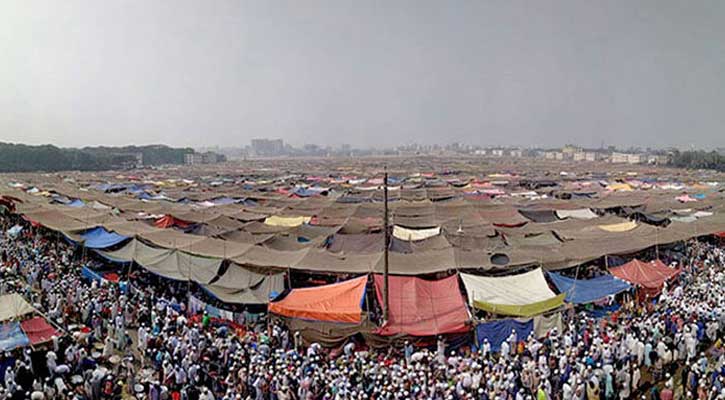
[668,150,725,172]
[0,142,194,172]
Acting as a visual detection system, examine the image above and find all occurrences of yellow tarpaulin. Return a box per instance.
[598,221,638,232]
[607,183,633,191]
[264,215,311,227]
[473,294,566,318]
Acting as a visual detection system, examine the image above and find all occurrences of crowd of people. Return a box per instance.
[1,216,725,399]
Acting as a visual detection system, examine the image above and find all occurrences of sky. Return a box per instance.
[1,1,724,150]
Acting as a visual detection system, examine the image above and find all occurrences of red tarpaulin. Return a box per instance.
[154,215,193,229]
[609,259,679,297]
[373,274,469,336]
[715,232,725,239]
[269,276,367,323]
[20,317,59,345]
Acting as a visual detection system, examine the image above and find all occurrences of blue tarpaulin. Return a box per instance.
[548,272,631,304]
[81,266,128,293]
[67,199,85,207]
[0,322,30,351]
[79,227,129,249]
[476,319,533,352]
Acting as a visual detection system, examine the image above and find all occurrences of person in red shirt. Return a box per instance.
[659,382,674,400]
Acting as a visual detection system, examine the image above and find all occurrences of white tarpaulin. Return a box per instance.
[0,294,35,322]
[555,209,598,220]
[393,225,441,241]
[460,269,558,306]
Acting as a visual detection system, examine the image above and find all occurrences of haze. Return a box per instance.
[1,1,724,150]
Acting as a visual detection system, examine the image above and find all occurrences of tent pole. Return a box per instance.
[383,167,390,323]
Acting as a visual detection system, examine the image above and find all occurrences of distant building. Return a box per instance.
[184,153,204,165]
[509,149,523,158]
[611,152,630,163]
[492,149,504,157]
[584,152,600,162]
[251,139,285,156]
[627,154,644,164]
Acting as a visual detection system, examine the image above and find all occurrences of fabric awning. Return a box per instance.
[548,272,631,304]
[20,317,59,345]
[268,276,367,323]
[461,269,564,317]
[0,294,35,322]
[0,322,30,351]
[392,226,441,241]
[609,259,679,297]
[373,274,469,336]
[555,209,598,220]
[78,227,129,249]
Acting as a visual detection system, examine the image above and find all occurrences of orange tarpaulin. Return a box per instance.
[268,276,367,323]
[609,259,679,297]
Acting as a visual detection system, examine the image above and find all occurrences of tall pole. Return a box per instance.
[383,167,390,322]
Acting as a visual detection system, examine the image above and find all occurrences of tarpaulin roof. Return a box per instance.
[609,259,679,296]
[0,322,30,351]
[268,276,367,323]
[460,270,564,317]
[518,209,559,223]
[202,264,285,304]
[0,294,35,322]
[20,317,58,345]
[155,215,193,229]
[476,319,533,352]
[373,274,469,336]
[99,239,222,283]
[555,208,598,220]
[548,272,631,304]
[78,227,129,249]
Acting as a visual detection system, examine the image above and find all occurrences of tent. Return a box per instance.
[78,227,129,249]
[460,269,565,317]
[373,274,469,336]
[609,259,679,297]
[548,272,631,304]
[155,215,193,229]
[518,209,559,223]
[202,263,285,304]
[264,215,311,227]
[20,317,58,345]
[0,294,35,322]
[475,319,533,352]
[555,209,598,220]
[392,226,441,241]
[0,322,30,351]
[268,276,367,323]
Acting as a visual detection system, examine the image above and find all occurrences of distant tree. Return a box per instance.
[668,150,725,172]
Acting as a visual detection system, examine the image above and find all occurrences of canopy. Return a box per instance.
[264,215,311,227]
[20,317,58,345]
[609,259,679,297]
[0,322,30,351]
[373,274,469,336]
[548,272,631,304]
[99,239,222,283]
[555,209,598,220]
[476,319,533,352]
[392,226,441,241]
[155,215,193,229]
[598,221,638,232]
[0,294,35,322]
[202,263,285,304]
[461,269,564,317]
[78,227,129,249]
[518,209,559,223]
[268,276,367,323]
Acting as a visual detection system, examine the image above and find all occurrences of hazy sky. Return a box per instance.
[1,1,724,149]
